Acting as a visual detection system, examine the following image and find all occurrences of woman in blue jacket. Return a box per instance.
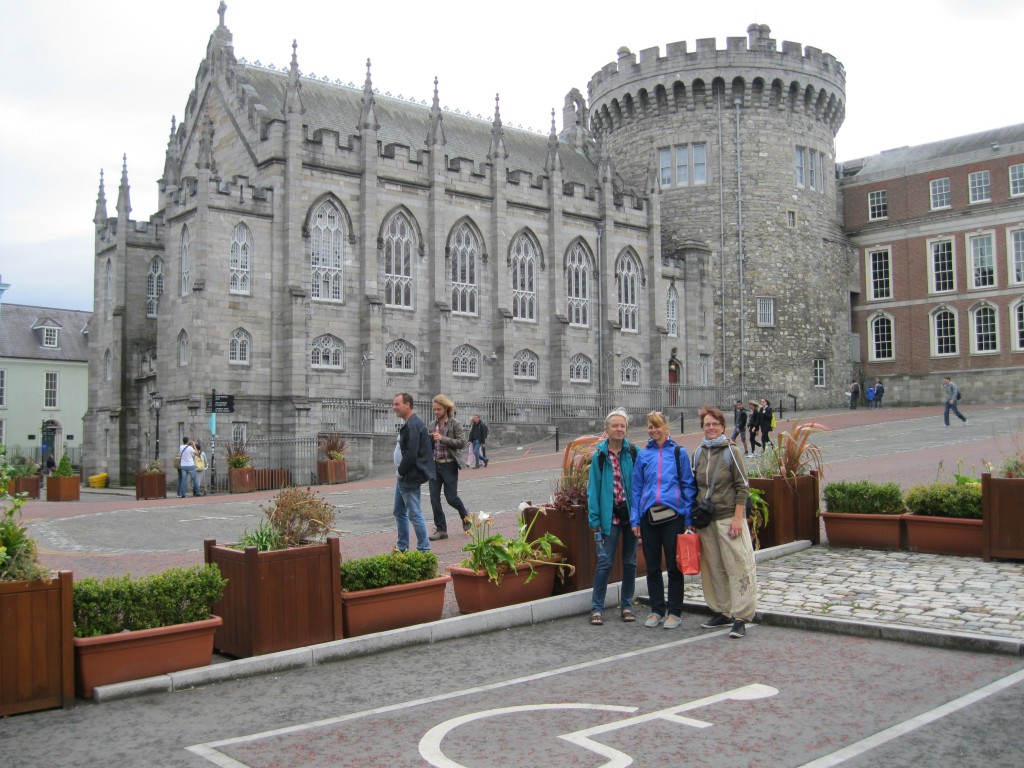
[631,411,698,629]
[587,408,638,625]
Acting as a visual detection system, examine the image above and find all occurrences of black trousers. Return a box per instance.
[640,512,687,617]
[429,460,470,532]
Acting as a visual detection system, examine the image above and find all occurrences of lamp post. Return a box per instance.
[150,392,163,461]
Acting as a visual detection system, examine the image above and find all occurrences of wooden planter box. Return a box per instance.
[446,561,558,614]
[749,473,820,548]
[982,473,1024,562]
[341,575,451,637]
[821,512,904,550]
[135,473,167,500]
[228,467,256,494]
[73,616,222,699]
[203,538,343,657]
[904,515,983,557]
[46,475,80,502]
[317,459,348,485]
[254,468,292,491]
[6,475,41,499]
[0,571,74,716]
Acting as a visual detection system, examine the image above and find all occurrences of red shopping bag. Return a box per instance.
[677,531,701,575]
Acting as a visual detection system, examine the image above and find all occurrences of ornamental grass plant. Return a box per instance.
[236,486,337,551]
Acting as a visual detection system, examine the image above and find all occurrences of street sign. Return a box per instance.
[205,394,235,413]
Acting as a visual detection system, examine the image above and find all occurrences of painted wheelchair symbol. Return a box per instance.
[419,682,778,768]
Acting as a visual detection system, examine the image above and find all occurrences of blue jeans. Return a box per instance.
[944,400,966,426]
[470,440,485,467]
[178,465,199,496]
[591,523,638,614]
[393,481,430,551]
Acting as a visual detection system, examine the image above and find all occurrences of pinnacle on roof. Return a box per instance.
[284,39,305,115]
[93,169,107,226]
[359,58,379,131]
[426,76,445,146]
[116,155,131,217]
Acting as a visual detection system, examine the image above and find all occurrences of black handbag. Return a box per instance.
[646,504,677,525]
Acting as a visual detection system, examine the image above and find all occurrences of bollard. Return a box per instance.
[554,428,560,453]
[680,413,685,434]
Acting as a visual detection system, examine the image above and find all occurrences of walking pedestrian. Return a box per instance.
[849,380,860,410]
[428,394,472,540]
[942,377,968,427]
[588,408,639,626]
[391,393,435,552]
[194,441,208,495]
[758,398,774,453]
[177,437,201,498]
[631,411,697,630]
[873,378,885,409]
[730,400,749,456]
[747,400,761,455]
[467,414,489,468]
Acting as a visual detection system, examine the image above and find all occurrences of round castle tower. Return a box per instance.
[587,23,851,406]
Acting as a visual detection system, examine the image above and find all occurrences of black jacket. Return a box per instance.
[468,420,488,444]
[397,413,436,487]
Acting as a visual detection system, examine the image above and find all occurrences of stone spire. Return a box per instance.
[283,39,305,114]
[93,169,107,227]
[196,114,216,171]
[426,76,445,146]
[116,155,131,217]
[359,58,379,131]
[545,108,562,174]
[488,93,506,161]
[163,116,181,187]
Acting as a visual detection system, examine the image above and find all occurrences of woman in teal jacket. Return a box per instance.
[631,411,698,629]
[587,408,638,625]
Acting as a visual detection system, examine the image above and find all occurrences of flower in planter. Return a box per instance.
[318,434,348,461]
[459,510,574,585]
[226,443,252,469]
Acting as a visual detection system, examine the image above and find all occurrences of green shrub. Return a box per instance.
[997,452,1024,479]
[53,454,75,478]
[72,564,227,637]
[823,480,905,515]
[904,482,982,519]
[339,550,439,592]
[1,446,49,582]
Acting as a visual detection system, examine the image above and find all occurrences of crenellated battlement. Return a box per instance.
[587,23,846,137]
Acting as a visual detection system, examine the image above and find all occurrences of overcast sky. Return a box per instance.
[1,0,1020,312]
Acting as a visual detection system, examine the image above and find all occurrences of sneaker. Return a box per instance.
[663,615,682,630]
[644,613,663,628]
[701,613,732,629]
[963,418,968,424]
[462,517,472,532]
[428,529,448,541]
[729,620,746,639]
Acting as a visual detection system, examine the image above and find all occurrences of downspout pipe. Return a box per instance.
[735,98,746,401]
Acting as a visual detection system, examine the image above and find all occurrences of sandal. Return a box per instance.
[621,609,636,622]
[590,612,604,626]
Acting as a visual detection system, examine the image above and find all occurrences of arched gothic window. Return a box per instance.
[385,339,415,372]
[511,234,537,321]
[449,223,478,315]
[230,223,253,295]
[569,353,592,384]
[179,225,191,296]
[177,330,189,366]
[147,256,164,317]
[383,211,415,308]
[621,357,641,386]
[566,243,590,327]
[452,345,481,377]
[310,201,344,302]
[311,335,344,369]
[229,328,251,364]
[616,252,640,332]
[513,349,538,380]
[666,285,679,337]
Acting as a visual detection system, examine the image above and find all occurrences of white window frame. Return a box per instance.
[512,349,538,381]
[929,177,951,210]
[931,308,959,357]
[812,358,826,387]
[449,223,479,316]
[384,339,415,373]
[808,150,816,191]
[383,212,415,309]
[566,243,591,327]
[230,222,253,296]
[451,345,480,378]
[818,151,827,193]
[0,369,6,406]
[620,357,641,386]
[1008,227,1024,286]
[43,327,59,347]
[229,328,251,365]
[510,234,538,322]
[867,247,892,300]
[231,423,247,446]
[794,147,805,187]
[659,143,706,187]
[616,252,640,333]
[869,314,894,361]
[147,256,164,317]
[968,232,996,289]
[868,190,888,221]
[756,296,776,327]
[0,419,5,447]
[310,201,345,303]
[568,353,591,384]
[1012,299,1024,352]
[311,335,344,370]
[1011,163,1024,198]
[666,285,678,337]
[693,143,707,184]
[969,170,991,204]
[970,304,999,354]
[928,238,956,293]
[44,371,58,408]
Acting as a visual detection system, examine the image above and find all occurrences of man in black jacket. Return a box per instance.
[391,393,436,552]
[730,400,749,456]
[467,414,489,468]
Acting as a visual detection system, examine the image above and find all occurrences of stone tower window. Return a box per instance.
[566,243,591,327]
[756,297,776,327]
[383,211,415,309]
[105,259,113,320]
[103,349,112,381]
[452,345,480,377]
[230,223,253,295]
[311,335,344,369]
[229,328,252,365]
[512,349,538,380]
[794,147,805,187]
[787,210,797,228]
[310,201,345,302]
[147,257,164,317]
[385,339,415,373]
[813,358,826,387]
[511,234,538,322]
[568,353,591,384]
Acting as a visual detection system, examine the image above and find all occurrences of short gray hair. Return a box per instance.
[605,408,629,427]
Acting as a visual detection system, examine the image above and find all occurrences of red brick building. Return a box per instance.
[841,124,1024,404]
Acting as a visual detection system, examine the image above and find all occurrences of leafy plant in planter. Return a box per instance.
[821,480,906,550]
[139,459,164,475]
[823,480,905,515]
[318,434,348,461]
[983,432,1024,561]
[458,510,573,585]
[340,550,439,591]
[46,453,79,502]
[317,434,349,484]
[227,444,252,468]
[772,421,828,481]
[903,478,982,557]
[235,486,336,551]
[135,459,167,499]
[339,551,449,637]
[747,487,770,550]
[71,565,227,697]
[1,457,50,584]
[52,454,75,478]
[904,482,981,519]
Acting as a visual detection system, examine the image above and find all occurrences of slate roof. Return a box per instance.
[240,65,599,186]
[843,123,1024,177]
[0,303,91,363]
